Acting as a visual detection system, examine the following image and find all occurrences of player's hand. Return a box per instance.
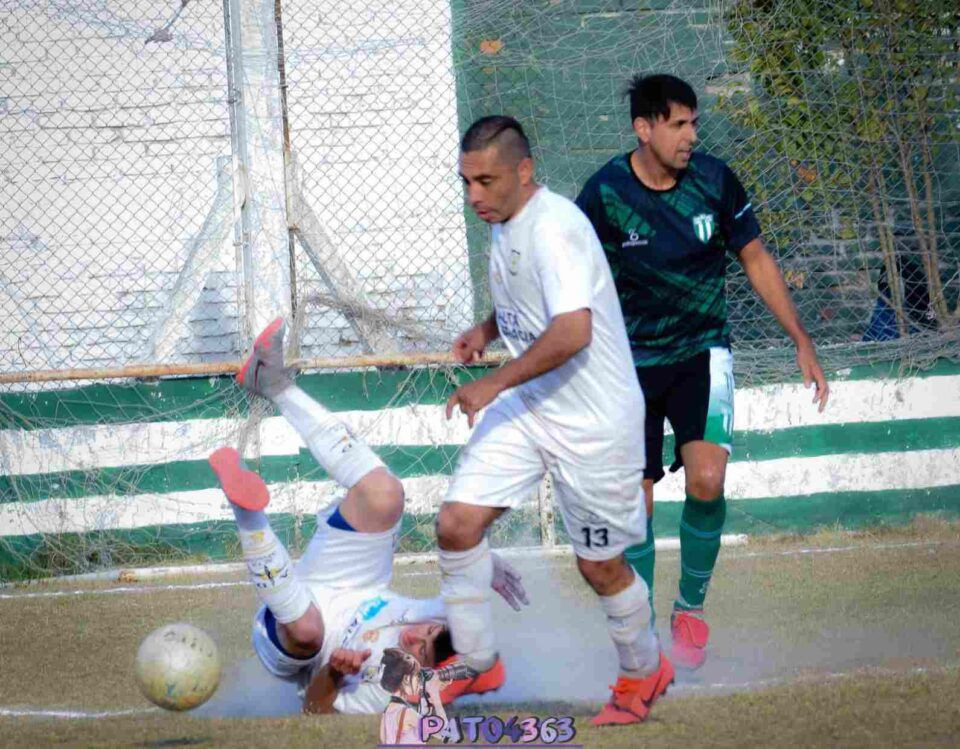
[328,647,371,676]
[445,376,501,428]
[452,325,487,364]
[797,342,829,412]
[491,552,530,611]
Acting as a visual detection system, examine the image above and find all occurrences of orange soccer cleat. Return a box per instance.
[671,609,709,670]
[437,655,506,705]
[208,446,271,512]
[591,653,675,726]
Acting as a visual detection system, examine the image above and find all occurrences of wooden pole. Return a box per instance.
[0,351,509,385]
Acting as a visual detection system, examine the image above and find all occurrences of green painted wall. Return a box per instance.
[0,360,958,579]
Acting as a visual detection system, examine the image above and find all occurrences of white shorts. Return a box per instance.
[445,393,646,561]
[252,501,400,679]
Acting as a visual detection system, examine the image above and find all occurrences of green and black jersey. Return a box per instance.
[576,152,761,367]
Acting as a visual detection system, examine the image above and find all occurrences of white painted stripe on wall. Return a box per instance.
[0,405,469,476]
[1,375,957,478]
[735,374,954,432]
[1,449,957,537]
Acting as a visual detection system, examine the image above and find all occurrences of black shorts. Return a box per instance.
[636,348,735,483]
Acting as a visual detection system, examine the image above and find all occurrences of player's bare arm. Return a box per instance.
[329,647,372,675]
[446,308,592,426]
[452,312,499,364]
[302,663,340,714]
[737,237,829,411]
[301,647,372,714]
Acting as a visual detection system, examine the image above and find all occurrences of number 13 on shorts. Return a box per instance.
[581,526,610,549]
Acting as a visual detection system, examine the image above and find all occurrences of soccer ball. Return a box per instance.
[135,622,221,711]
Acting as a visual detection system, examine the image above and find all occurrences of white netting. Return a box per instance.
[0,0,958,576]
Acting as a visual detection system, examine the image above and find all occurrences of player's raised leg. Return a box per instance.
[237,317,403,534]
[208,447,322,660]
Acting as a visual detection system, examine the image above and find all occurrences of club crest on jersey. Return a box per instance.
[693,213,715,244]
[509,248,521,275]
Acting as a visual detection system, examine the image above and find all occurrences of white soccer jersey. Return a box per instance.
[316,589,445,714]
[488,186,644,460]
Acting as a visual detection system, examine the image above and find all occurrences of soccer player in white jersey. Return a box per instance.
[438,115,674,726]
[208,319,528,715]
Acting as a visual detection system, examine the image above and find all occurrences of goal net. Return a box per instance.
[1,0,957,577]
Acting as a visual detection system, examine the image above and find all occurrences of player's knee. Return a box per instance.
[349,468,405,529]
[577,556,631,596]
[364,470,405,524]
[686,466,725,501]
[435,505,484,551]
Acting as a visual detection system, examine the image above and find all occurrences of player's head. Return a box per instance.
[459,115,535,224]
[627,73,699,170]
[380,647,420,693]
[398,622,454,668]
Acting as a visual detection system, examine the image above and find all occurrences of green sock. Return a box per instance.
[624,516,656,624]
[676,494,726,611]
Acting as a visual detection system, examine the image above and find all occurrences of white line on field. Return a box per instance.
[672,664,948,695]
[0,707,154,719]
[0,580,246,600]
[0,537,955,601]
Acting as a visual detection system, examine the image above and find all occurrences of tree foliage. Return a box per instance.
[718,0,960,333]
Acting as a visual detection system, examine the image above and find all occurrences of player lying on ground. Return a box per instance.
[208,319,528,714]
[437,116,673,727]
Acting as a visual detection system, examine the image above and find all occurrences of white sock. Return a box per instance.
[439,537,497,671]
[600,572,661,677]
[273,386,384,488]
[236,522,312,624]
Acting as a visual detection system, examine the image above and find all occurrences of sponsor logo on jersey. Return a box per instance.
[341,596,391,646]
[496,308,536,344]
[622,229,649,249]
[693,213,715,243]
[360,597,389,621]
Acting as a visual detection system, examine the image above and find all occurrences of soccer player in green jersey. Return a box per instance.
[576,74,830,670]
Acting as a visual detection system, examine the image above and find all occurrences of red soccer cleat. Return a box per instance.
[671,609,709,670]
[208,446,271,511]
[591,653,675,726]
[437,655,506,705]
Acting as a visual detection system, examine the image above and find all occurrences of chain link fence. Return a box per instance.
[280,0,473,360]
[3,0,957,379]
[1,0,241,375]
[0,0,958,576]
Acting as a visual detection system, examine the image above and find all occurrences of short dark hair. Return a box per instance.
[626,74,697,122]
[433,628,455,666]
[460,115,532,163]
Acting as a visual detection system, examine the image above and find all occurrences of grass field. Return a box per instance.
[1,519,958,748]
